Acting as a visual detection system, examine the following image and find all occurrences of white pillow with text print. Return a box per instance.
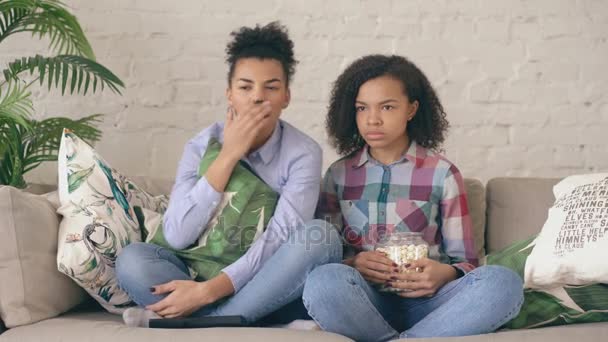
[525,173,608,289]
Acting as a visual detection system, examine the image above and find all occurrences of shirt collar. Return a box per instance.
[353,140,425,169]
[249,120,282,165]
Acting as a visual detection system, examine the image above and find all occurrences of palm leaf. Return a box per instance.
[21,114,102,173]
[0,0,95,59]
[3,55,124,95]
[0,118,26,187]
[0,80,33,126]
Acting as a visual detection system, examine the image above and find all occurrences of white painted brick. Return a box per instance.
[95,130,154,176]
[511,18,541,42]
[584,145,608,169]
[329,38,394,57]
[529,37,595,61]
[361,0,393,16]
[491,105,550,126]
[548,104,581,126]
[134,0,204,14]
[500,80,538,104]
[540,16,582,39]
[119,105,200,130]
[441,19,476,41]
[578,126,608,145]
[476,18,510,43]
[174,82,221,105]
[518,61,579,83]
[510,126,576,146]
[4,0,604,185]
[132,61,171,82]
[554,145,586,168]
[377,18,421,40]
[77,11,141,35]
[469,79,504,103]
[444,126,509,148]
[136,83,174,107]
[486,146,529,171]
[150,129,198,177]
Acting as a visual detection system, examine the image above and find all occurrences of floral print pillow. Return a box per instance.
[56,129,168,313]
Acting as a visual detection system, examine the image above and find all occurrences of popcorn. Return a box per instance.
[374,234,429,293]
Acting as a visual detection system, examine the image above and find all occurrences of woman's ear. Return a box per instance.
[282,88,291,109]
[409,100,419,121]
[226,87,233,106]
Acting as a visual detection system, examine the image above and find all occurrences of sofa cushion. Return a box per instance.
[0,186,88,328]
[463,178,486,261]
[1,311,352,342]
[486,177,561,253]
[56,130,168,313]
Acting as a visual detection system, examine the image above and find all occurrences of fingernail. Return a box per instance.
[149,287,155,293]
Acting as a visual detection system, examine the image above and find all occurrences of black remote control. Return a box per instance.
[149,315,248,329]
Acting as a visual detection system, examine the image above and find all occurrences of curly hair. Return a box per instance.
[225,21,297,86]
[326,55,449,156]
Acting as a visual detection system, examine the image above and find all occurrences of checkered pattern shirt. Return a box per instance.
[316,141,478,272]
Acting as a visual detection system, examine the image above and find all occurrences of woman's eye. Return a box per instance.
[382,105,394,110]
[239,86,251,90]
[355,106,365,112]
[266,87,278,90]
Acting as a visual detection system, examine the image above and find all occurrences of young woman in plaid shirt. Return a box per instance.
[303,55,524,341]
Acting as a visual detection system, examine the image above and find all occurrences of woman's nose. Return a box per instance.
[367,109,382,125]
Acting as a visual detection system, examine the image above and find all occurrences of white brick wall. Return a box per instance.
[3,0,606,185]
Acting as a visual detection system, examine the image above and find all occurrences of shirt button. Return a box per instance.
[380,211,385,216]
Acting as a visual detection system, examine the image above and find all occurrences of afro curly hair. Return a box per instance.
[326,54,449,156]
[225,21,297,86]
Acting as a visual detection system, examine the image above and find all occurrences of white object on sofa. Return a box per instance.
[56,130,167,313]
[525,173,608,288]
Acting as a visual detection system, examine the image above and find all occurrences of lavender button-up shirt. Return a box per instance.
[162,119,322,292]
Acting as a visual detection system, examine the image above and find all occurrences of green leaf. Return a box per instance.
[2,55,124,95]
[68,164,94,193]
[0,81,33,126]
[21,114,103,175]
[0,0,95,59]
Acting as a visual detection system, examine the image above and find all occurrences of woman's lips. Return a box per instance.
[365,132,385,140]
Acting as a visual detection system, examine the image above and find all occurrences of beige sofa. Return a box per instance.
[1,177,607,342]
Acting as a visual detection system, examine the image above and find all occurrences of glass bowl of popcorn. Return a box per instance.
[374,232,429,292]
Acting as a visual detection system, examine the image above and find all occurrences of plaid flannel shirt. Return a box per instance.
[316,141,478,273]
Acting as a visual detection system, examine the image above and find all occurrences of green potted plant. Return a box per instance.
[0,0,124,188]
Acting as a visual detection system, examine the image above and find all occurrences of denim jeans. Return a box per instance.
[302,263,524,341]
[115,219,343,324]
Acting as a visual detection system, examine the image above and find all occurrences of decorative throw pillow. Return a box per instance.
[146,138,279,280]
[524,173,608,288]
[56,129,168,313]
[486,235,608,329]
[0,186,88,328]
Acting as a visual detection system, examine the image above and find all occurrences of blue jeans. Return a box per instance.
[115,219,343,324]
[303,264,524,341]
